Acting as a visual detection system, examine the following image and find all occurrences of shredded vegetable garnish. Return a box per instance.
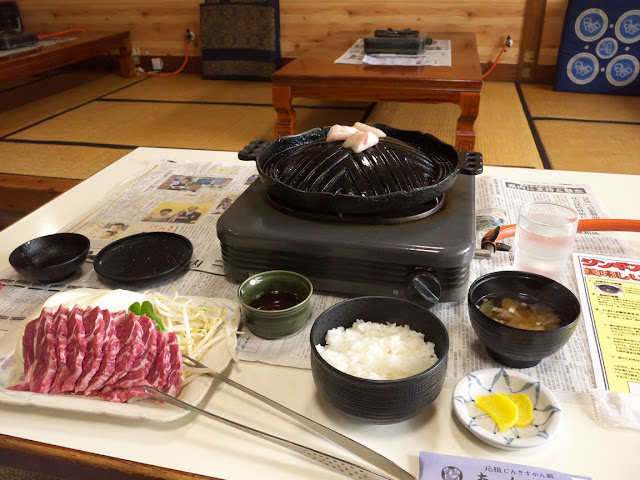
[146,290,241,383]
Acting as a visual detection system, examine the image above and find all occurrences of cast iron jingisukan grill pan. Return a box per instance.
[238,123,483,215]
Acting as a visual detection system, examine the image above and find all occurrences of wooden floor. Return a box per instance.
[1,70,639,231]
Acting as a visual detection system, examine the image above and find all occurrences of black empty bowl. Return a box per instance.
[9,233,90,283]
[468,271,581,368]
[310,296,449,424]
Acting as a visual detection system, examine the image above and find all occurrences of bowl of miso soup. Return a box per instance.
[467,271,581,368]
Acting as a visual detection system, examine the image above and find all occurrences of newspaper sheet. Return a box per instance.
[572,252,640,393]
[0,155,633,400]
[335,39,452,66]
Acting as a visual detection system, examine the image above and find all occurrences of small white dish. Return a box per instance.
[452,368,562,449]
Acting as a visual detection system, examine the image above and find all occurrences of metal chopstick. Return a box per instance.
[143,386,395,480]
[181,354,414,480]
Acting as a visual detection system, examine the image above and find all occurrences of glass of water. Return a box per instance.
[513,202,579,281]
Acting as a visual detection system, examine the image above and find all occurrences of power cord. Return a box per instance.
[482,35,512,79]
[139,29,193,77]
[37,28,86,40]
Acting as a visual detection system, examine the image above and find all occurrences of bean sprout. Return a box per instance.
[146,291,241,382]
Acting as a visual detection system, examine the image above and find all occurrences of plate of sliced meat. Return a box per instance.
[0,288,241,422]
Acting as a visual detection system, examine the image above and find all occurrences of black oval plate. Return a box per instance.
[94,232,193,283]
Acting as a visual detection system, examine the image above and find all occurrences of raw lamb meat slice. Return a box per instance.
[342,130,379,153]
[102,329,169,403]
[29,305,68,393]
[74,307,106,393]
[59,306,88,392]
[8,308,56,392]
[162,332,183,396]
[102,385,146,403]
[99,315,157,400]
[353,122,386,137]
[326,124,358,142]
[108,315,158,390]
[102,312,144,387]
[48,308,70,394]
[22,311,47,372]
[146,332,171,390]
[84,310,125,395]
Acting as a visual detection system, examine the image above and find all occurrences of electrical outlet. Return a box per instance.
[131,48,140,66]
[151,57,163,71]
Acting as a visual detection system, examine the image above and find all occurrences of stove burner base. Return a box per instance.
[266,192,445,224]
[217,175,477,304]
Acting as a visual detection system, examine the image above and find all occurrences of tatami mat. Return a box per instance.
[534,120,640,174]
[0,142,131,179]
[0,466,56,480]
[521,84,640,123]
[7,101,367,152]
[367,102,457,144]
[105,74,370,108]
[1,70,637,184]
[0,72,143,137]
[367,82,543,168]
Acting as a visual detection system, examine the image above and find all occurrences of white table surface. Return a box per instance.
[1,147,639,480]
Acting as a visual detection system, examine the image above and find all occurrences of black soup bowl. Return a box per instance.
[468,271,581,368]
[9,233,90,283]
[310,296,449,424]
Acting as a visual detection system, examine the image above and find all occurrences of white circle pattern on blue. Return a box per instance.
[575,9,608,42]
[615,10,640,44]
[567,52,599,84]
[606,54,640,86]
[596,37,618,59]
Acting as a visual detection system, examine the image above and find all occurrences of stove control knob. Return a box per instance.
[406,272,441,309]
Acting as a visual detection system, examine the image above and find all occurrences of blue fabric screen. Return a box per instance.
[554,1,640,95]
[200,0,281,81]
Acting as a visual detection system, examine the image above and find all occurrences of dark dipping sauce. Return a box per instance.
[249,290,301,310]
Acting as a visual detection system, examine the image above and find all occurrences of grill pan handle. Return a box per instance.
[457,151,483,175]
[238,139,271,161]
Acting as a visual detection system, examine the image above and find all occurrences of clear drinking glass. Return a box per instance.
[513,202,579,281]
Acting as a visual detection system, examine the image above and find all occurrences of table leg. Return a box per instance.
[273,85,296,138]
[456,91,480,151]
[117,37,137,78]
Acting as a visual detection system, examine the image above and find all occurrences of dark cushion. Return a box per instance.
[554,1,640,95]
[200,0,281,81]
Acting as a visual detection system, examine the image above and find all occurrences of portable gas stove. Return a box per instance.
[217,174,476,305]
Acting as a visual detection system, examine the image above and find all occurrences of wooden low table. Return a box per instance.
[272,31,482,151]
[0,31,136,81]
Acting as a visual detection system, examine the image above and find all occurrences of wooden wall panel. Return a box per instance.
[18,0,524,65]
[279,0,522,65]
[539,0,568,66]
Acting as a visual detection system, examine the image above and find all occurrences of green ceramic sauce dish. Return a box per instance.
[238,270,313,339]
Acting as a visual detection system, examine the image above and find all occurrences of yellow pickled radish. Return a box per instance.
[504,393,534,427]
[475,394,518,431]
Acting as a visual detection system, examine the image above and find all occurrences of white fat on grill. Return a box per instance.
[316,320,438,380]
[342,130,379,153]
[352,122,387,138]
[326,123,387,153]
[326,124,358,142]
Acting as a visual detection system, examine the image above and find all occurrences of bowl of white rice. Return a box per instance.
[310,296,449,424]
